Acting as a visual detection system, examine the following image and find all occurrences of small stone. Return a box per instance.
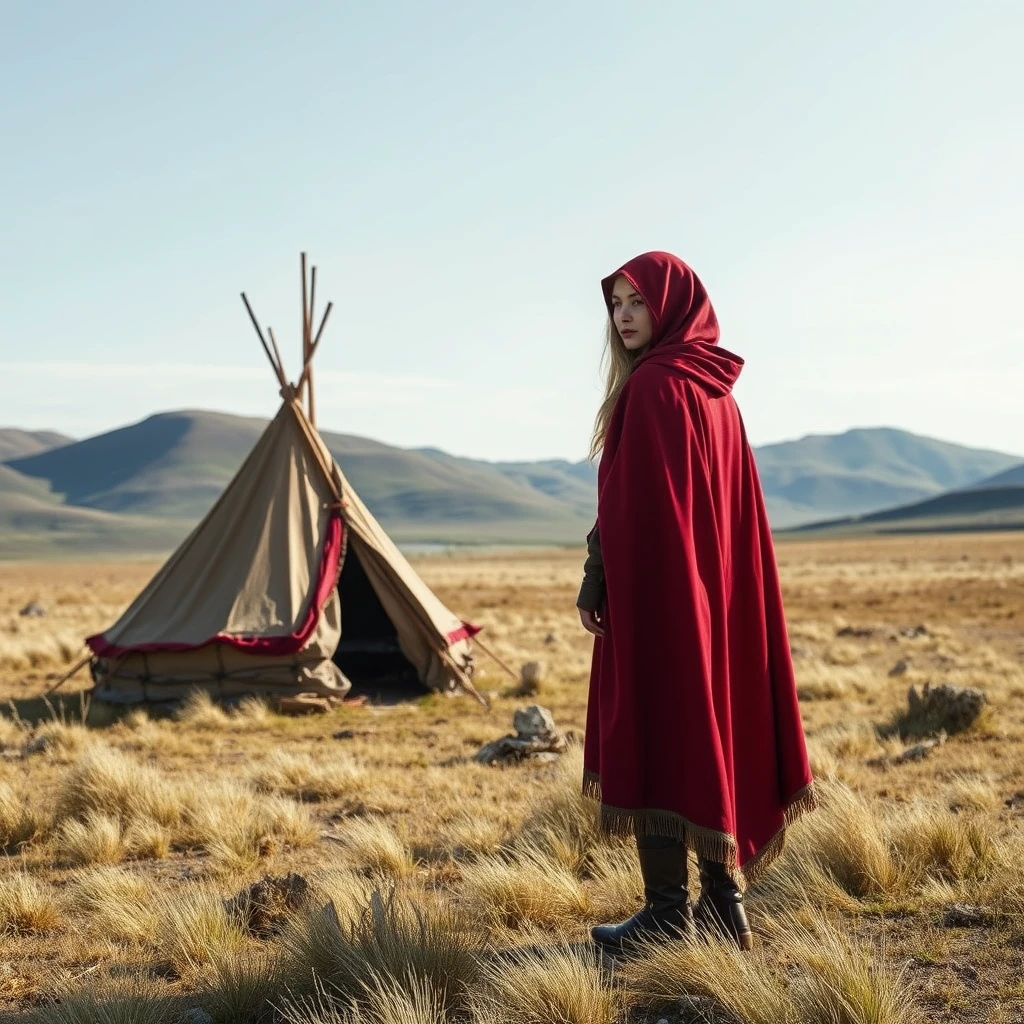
[333,729,357,740]
[18,602,46,618]
[942,903,990,928]
[544,632,558,645]
[513,704,557,742]
[836,625,874,638]
[889,659,909,677]
[518,661,544,696]
[900,624,930,639]
[896,735,945,762]
[185,1010,214,1024]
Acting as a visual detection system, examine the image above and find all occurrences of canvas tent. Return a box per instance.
[87,256,482,705]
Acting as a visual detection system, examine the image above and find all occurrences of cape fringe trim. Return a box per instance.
[582,771,819,890]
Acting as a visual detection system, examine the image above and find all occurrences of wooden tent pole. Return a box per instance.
[296,302,333,395]
[307,264,317,426]
[300,252,310,409]
[470,635,519,683]
[241,293,288,389]
[266,327,288,383]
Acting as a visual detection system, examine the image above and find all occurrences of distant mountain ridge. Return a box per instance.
[2,410,1022,556]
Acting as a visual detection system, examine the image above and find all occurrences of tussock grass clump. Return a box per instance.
[757,782,998,913]
[947,772,1002,813]
[0,872,62,935]
[622,935,796,1021]
[438,812,509,860]
[233,695,273,724]
[32,978,174,1024]
[199,949,284,1024]
[58,745,182,831]
[198,788,319,871]
[252,749,365,804]
[781,915,925,1024]
[280,890,483,1012]
[891,806,995,884]
[173,689,231,729]
[0,781,47,851]
[0,712,27,748]
[56,746,317,867]
[28,720,95,762]
[281,971,448,1024]
[460,847,591,929]
[471,946,618,1024]
[624,918,924,1024]
[587,843,643,921]
[339,818,415,879]
[153,884,248,975]
[67,868,158,943]
[58,811,125,866]
[514,745,620,873]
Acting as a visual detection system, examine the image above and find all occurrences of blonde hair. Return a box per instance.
[589,320,646,460]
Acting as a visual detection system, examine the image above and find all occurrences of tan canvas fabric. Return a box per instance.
[91,401,476,703]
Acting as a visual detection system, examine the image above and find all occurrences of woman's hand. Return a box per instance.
[579,608,606,638]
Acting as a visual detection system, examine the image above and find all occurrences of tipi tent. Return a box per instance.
[87,256,482,705]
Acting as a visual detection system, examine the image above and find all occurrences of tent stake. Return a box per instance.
[44,652,92,696]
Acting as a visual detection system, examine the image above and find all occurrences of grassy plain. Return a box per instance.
[0,533,1022,1023]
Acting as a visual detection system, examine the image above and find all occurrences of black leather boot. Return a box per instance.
[694,858,753,950]
[591,838,695,954]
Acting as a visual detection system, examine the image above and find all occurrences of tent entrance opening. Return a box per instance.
[332,547,425,700]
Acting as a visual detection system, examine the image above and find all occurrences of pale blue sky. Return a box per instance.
[2,1,1021,460]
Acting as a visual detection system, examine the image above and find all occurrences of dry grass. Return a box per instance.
[471,946,618,1024]
[0,872,62,935]
[153,883,249,975]
[57,810,125,866]
[0,780,47,851]
[461,847,592,929]
[67,867,158,942]
[336,817,415,879]
[252,749,365,805]
[32,978,175,1024]
[1,537,1023,1021]
[279,889,483,1012]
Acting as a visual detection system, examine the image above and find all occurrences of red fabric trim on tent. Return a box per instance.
[447,622,482,645]
[87,514,346,659]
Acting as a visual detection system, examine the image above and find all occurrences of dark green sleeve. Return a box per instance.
[576,522,605,612]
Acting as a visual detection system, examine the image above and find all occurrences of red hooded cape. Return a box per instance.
[584,252,816,885]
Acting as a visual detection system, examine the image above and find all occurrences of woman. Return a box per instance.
[578,251,816,953]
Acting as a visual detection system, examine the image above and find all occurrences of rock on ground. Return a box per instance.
[902,682,987,738]
[476,704,568,765]
[225,872,311,938]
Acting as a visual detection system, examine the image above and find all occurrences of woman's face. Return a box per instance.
[610,275,653,351]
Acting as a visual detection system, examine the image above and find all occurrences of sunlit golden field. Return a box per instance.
[1,534,1023,1023]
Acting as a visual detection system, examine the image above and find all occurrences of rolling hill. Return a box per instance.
[3,411,1023,555]
[970,462,1024,489]
[787,485,1024,536]
[0,428,73,461]
[754,428,1021,526]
